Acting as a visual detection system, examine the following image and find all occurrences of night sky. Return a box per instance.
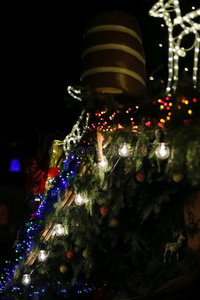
[1,0,199,164]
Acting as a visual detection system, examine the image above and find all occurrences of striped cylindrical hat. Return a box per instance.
[80,11,146,98]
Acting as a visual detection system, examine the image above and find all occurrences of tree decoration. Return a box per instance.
[82,249,89,259]
[22,274,31,285]
[118,142,130,157]
[63,109,90,159]
[66,250,76,259]
[98,156,108,170]
[139,146,148,157]
[74,194,85,206]
[100,205,110,216]
[37,250,49,262]
[173,173,184,183]
[136,170,146,182]
[2,6,200,300]
[149,0,200,94]
[155,142,170,159]
[59,264,68,273]
[53,224,65,236]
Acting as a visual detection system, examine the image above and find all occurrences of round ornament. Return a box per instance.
[60,264,68,273]
[67,250,76,259]
[173,173,184,183]
[108,218,119,228]
[136,171,146,182]
[139,146,148,157]
[100,205,110,216]
[82,249,89,258]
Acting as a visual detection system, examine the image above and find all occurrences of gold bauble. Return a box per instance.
[82,249,89,258]
[173,173,184,183]
[59,264,67,273]
[109,218,119,228]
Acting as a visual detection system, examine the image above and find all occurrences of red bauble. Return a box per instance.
[100,205,110,215]
[66,250,76,259]
[136,171,146,182]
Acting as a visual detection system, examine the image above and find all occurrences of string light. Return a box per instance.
[63,110,90,158]
[149,0,200,94]
[75,194,87,206]
[118,143,130,157]
[22,274,31,285]
[98,156,108,169]
[38,250,49,262]
[155,142,170,159]
[53,224,65,236]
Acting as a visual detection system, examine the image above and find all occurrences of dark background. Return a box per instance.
[0,0,199,266]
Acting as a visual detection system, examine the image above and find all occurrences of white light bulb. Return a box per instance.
[53,224,64,236]
[118,143,130,157]
[22,274,31,285]
[75,194,85,206]
[38,250,49,262]
[155,143,170,160]
[177,48,186,57]
[98,156,108,169]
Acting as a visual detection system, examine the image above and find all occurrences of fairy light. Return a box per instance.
[98,156,108,169]
[149,0,200,94]
[22,274,31,285]
[155,142,170,159]
[38,250,49,262]
[118,143,130,157]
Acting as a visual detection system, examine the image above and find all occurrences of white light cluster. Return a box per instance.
[63,109,90,158]
[149,0,200,94]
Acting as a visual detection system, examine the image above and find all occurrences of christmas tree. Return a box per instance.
[1,3,200,300]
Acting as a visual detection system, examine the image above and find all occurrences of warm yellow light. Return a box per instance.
[166,116,171,120]
[160,118,166,123]
[160,105,165,110]
[184,100,189,105]
[168,112,172,116]
[169,102,173,106]
[136,106,139,109]
[188,109,192,115]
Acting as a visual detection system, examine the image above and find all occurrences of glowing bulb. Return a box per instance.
[75,194,85,206]
[118,143,130,157]
[53,224,64,236]
[98,156,108,169]
[38,250,49,262]
[177,48,186,57]
[155,143,170,160]
[22,274,31,285]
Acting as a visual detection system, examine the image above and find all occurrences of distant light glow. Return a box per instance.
[10,159,21,172]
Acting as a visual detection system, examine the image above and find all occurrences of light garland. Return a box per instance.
[67,86,82,101]
[149,0,200,94]
[63,110,90,158]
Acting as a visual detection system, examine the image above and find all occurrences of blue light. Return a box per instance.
[10,159,21,172]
